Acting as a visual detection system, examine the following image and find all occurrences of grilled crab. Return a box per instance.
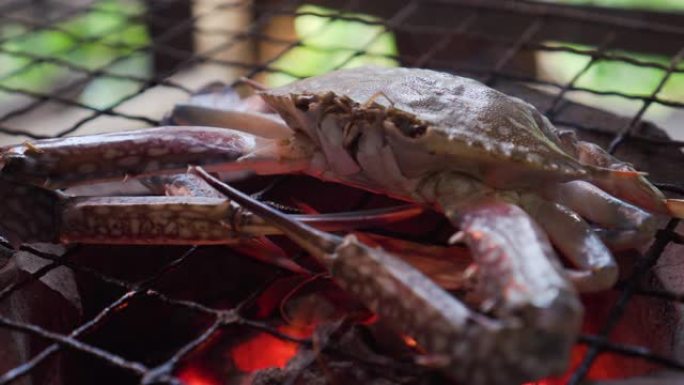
[1,66,681,385]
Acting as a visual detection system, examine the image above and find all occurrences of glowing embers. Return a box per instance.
[174,324,307,385]
[231,324,310,372]
[524,287,674,385]
[48,176,679,385]
[178,367,215,385]
[174,275,365,384]
[172,230,672,385]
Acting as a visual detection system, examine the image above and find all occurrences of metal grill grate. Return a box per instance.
[0,0,683,384]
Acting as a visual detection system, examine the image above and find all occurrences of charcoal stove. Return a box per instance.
[0,1,683,384]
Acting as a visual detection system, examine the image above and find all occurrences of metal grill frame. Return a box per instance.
[0,0,683,384]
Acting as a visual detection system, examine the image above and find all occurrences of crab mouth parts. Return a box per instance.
[291,93,430,140]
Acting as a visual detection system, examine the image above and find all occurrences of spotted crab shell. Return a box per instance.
[261,66,593,190]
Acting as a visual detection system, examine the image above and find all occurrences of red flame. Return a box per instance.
[177,366,215,385]
[231,324,314,372]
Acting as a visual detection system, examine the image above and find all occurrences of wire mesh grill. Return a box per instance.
[0,0,683,384]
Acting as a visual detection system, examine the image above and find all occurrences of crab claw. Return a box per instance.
[444,199,583,381]
[520,193,617,292]
[542,181,657,250]
[591,170,669,215]
[0,126,310,189]
[561,135,669,215]
[194,166,582,385]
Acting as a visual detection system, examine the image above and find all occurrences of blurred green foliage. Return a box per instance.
[0,0,150,108]
[1,0,681,114]
[266,5,398,87]
[540,0,684,108]
[270,2,682,108]
[542,43,684,102]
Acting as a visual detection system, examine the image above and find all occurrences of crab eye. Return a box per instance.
[294,96,313,111]
[392,115,427,138]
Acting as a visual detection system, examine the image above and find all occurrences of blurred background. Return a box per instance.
[1,0,683,144]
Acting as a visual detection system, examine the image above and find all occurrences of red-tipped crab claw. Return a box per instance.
[0,66,681,384]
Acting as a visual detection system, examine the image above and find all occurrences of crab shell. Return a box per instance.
[261,66,664,211]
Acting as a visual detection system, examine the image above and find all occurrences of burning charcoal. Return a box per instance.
[587,370,684,385]
[252,322,430,385]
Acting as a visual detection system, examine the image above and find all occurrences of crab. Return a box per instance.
[1,66,682,385]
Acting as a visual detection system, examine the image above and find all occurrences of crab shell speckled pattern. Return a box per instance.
[262,66,595,192]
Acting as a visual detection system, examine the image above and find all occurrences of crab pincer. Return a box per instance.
[192,166,581,385]
[0,126,308,189]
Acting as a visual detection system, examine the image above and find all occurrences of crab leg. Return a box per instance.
[142,174,227,198]
[557,130,672,215]
[354,232,472,291]
[170,104,293,139]
[519,193,617,292]
[542,180,656,249]
[426,172,615,291]
[141,173,425,231]
[53,196,426,244]
[0,126,308,189]
[194,166,581,385]
[142,174,466,285]
[61,195,240,245]
[415,172,583,380]
[0,174,422,246]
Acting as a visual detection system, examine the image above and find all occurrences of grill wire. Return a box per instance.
[0,0,683,384]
